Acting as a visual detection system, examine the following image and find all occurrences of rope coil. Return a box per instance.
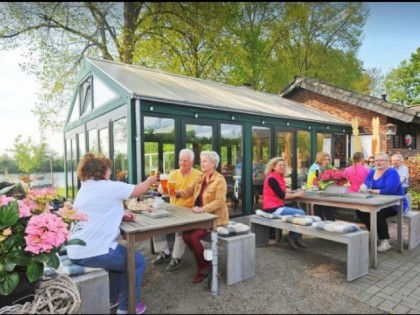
[0,274,81,314]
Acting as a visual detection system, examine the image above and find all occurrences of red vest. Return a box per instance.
[262,171,286,210]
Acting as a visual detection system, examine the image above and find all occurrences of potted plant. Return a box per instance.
[313,168,349,192]
[0,185,87,299]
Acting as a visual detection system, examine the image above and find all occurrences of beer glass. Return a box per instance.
[150,167,157,176]
[160,173,168,196]
[169,180,176,197]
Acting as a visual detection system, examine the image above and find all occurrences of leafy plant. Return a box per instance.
[313,169,348,190]
[0,186,87,296]
[406,154,420,209]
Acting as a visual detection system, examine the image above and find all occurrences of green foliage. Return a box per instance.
[0,2,371,137]
[0,188,86,295]
[406,155,420,209]
[7,136,46,185]
[384,47,420,105]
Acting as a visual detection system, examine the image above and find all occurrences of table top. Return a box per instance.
[120,203,218,234]
[297,191,405,207]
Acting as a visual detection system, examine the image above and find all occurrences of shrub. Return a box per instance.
[406,154,420,209]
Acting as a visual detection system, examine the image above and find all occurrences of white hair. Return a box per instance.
[179,148,194,161]
[200,150,220,168]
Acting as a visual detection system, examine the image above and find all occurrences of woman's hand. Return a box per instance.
[192,206,204,213]
[147,175,158,185]
[295,190,306,197]
[122,212,136,221]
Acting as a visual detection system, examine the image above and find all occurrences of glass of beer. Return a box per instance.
[150,167,157,176]
[169,180,176,197]
[160,173,168,196]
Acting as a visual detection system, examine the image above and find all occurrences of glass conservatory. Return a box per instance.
[63,57,352,217]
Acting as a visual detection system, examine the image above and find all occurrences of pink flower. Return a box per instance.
[17,200,32,218]
[315,168,348,189]
[56,203,88,225]
[25,188,56,214]
[24,212,70,254]
[0,195,15,206]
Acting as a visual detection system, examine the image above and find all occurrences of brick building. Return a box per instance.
[281,76,420,160]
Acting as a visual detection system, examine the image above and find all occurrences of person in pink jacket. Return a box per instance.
[344,152,371,193]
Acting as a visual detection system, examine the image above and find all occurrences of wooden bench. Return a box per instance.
[203,233,256,285]
[249,215,369,281]
[386,193,420,250]
[71,269,110,314]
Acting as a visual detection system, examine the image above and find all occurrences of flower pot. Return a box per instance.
[0,271,38,308]
[324,184,347,194]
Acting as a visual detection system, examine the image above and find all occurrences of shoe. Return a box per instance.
[152,252,171,265]
[377,240,391,252]
[116,302,147,314]
[166,258,182,272]
[295,235,309,248]
[285,234,298,250]
[110,296,120,309]
[192,272,208,283]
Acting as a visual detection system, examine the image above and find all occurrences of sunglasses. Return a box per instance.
[368,160,374,163]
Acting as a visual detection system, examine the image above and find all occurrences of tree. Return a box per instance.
[271,2,369,92]
[8,135,46,187]
[384,47,420,105]
[355,67,385,97]
[0,2,167,131]
[134,2,238,81]
[0,1,371,134]
[0,154,19,175]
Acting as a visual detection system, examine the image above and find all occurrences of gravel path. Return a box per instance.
[128,235,383,314]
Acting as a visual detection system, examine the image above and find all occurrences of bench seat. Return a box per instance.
[203,233,255,285]
[71,269,110,314]
[249,215,369,281]
[387,210,420,250]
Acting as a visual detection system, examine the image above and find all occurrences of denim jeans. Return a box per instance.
[272,206,306,216]
[71,244,147,312]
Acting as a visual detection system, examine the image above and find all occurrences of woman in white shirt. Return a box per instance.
[67,153,157,314]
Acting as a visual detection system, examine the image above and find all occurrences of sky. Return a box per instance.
[0,2,420,156]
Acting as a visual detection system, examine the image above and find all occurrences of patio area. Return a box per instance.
[118,217,420,314]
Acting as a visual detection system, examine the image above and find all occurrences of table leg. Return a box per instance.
[370,210,378,268]
[397,200,403,252]
[126,235,136,314]
[210,230,218,295]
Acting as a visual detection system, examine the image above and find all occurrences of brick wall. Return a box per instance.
[287,89,420,159]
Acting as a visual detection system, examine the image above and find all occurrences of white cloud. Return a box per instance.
[0,49,64,156]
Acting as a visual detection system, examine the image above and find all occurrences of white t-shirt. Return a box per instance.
[66,179,135,259]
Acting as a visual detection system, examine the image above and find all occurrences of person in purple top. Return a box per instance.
[356,152,408,252]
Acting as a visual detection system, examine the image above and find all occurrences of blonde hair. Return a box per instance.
[265,157,291,176]
[375,152,389,163]
[315,151,331,165]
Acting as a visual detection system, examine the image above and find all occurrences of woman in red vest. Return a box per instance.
[262,157,308,249]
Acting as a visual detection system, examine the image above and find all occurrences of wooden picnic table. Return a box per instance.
[120,203,218,314]
[293,191,405,268]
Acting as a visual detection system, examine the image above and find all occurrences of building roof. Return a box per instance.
[85,57,349,126]
[280,76,420,124]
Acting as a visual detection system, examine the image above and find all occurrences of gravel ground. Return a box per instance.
[120,232,383,314]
